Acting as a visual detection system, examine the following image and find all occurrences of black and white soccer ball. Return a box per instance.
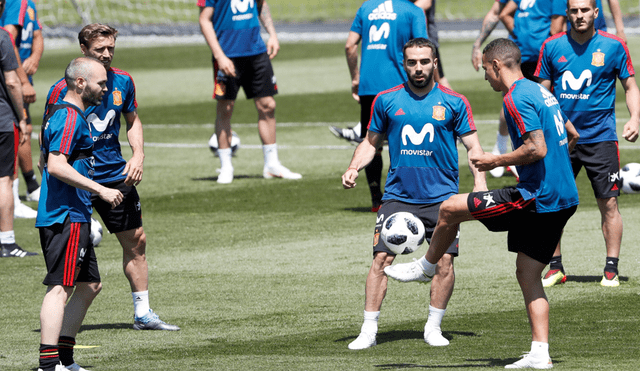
[90,218,103,247]
[381,212,425,255]
[620,162,640,194]
[208,131,241,156]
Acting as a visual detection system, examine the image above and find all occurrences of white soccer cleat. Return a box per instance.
[424,325,449,346]
[14,202,37,218]
[26,186,41,202]
[38,363,66,371]
[216,167,234,184]
[384,259,433,283]
[263,163,302,180]
[505,352,553,369]
[65,363,89,371]
[348,332,376,350]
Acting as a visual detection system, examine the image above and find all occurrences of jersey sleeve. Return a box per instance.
[453,95,476,137]
[350,7,363,35]
[31,2,41,31]
[0,0,27,27]
[615,39,635,80]
[551,0,566,17]
[123,75,138,113]
[411,9,428,39]
[504,89,542,136]
[534,40,552,80]
[46,108,82,156]
[368,93,387,135]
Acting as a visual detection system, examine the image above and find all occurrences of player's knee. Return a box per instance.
[256,97,276,115]
[372,251,394,270]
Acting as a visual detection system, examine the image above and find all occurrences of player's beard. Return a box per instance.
[82,88,104,107]
[570,17,594,34]
[408,70,433,89]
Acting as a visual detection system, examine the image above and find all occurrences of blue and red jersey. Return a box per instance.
[369,82,475,204]
[18,0,41,64]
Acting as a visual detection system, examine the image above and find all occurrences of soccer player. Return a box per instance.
[535,0,639,287]
[342,38,486,350]
[337,0,428,212]
[37,56,123,371]
[551,0,626,42]
[385,38,580,369]
[414,0,451,88]
[45,24,180,330]
[198,0,301,184]
[0,22,35,258]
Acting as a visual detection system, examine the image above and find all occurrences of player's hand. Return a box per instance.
[217,55,236,78]
[22,83,36,104]
[99,186,123,209]
[623,119,639,142]
[351,80,360,102]
[470,152,499,172]
[342,168,359,189]
[17,118,28,145]
[22,56,39,76]
[266,36,279,59]
[123,154,144,186]
[471,46,482,72]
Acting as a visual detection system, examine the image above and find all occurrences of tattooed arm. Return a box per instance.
[471,1,507,71]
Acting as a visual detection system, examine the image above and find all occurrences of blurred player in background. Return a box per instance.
[36,56,123,371]
[343,38,486,350]
[535,0,639,287]
[46,24,180,331]
[198,0,301,184]
[332,0,427,212]
[551,0,626,42]
[414,0,451,88]
[386,38,579,369]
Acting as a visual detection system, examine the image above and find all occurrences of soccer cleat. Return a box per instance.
[348,332,376,350]
[371,201,382,213]
[600,272,620,287]
[26,186,41,202]
[0,243,37,258]
[133,309,180,331]
[65,363,88,371]
[216,167,234,184]
[329,125,363,145]
[542,269,566,287]
[263,163,302,180]
[505,352,553,369]
[384,259,433,283]
[14,202,37,218]
[424,325,449,346]
[38,363,66,371]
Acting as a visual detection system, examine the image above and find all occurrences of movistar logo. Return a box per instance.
[562,70,592,90]
[520,0,536,10]
[402,124,434,146]
[231,0,253,14]
[88,109,116,133]
[369,23,390,43]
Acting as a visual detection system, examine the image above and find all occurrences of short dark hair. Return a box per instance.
[567,0,597,9]
[78,23,118,48]
[482,38,521,69]
[402,38,437,60]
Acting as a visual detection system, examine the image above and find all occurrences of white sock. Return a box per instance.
[0,230,16,244]
[12,178,20,203]
[530,341,549,358]
[133,290,151,318]
[496,131,509,154]
[417,256,437,277]
[425,305,446,329]
[361,310,379,334]
[217,148,233,169]
[263,143,279,167]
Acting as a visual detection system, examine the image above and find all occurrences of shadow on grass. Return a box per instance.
[192,174,264,182]
[32,323,132,334]
[344,207,378,213]
[373,357,562,369]
[565,275,629,283]
[337,329,478,346]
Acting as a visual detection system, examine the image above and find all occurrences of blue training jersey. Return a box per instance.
[19,0,40,63]
[369,83,475,204]
[503,78,579,212]
[0,0,27,47]
[199,0,267,58]
[552,0,607,32]
[510,0,552,63]
[36,104,94,227]
[351,0,427,96]
[46,67,138,184]
[535,30,633,143]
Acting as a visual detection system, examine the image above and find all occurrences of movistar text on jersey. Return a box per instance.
[367,44,388,50]
[401,149,433,156]
[559,93,590,100]
[232,14,253,21]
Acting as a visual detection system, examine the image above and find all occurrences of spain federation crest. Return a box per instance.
[27,8,35,21]
[432,105,445,121]
[112,88,122,106]
[592,50,605,67]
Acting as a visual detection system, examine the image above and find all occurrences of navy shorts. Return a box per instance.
[373,199,459,256]
[91,180,143,234]
[40,217,100,286]
[0,131,15,177]
[570,141,621,198]
[468,187,577,264]
[359,95,376,139]
[213,52,278,100]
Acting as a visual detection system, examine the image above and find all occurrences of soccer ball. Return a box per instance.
[620,162,640,194]
[90,218,103,247]
[381,212,425,255]
[208,131,240,156]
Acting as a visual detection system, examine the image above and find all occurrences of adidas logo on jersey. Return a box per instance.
[368,0,397,21]
[558,56,568,63]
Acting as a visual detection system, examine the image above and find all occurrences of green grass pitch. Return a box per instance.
[2,38,640,370]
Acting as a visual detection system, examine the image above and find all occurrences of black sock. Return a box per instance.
[39,344,59,371]
[22,170,39,193]
[548,255,564,273]
[58,336,76,366]
[604,257,619,275]
[365,151,383,205]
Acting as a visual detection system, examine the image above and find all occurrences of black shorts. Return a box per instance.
[213,52,278,100]
[373,200,459,256]
[570,141,621,198]
[521,61,539,82]
[468,187,577,264]
[359,95,376,139]
[435,47,445,79]
[39,217,100,286]
[0,131,15,177]
[91,180,143,234]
